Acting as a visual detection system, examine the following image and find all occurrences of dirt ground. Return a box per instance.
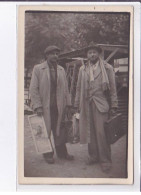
[24,115,127,178]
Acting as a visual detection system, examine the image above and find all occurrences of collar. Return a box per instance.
[83,59,99,70]
[40,61,61,70]
[89,59,99,67]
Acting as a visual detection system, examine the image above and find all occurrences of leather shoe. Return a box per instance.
[86,157,98,165]
[101,165,112,173]
[44,157,55,164]
[65,154,74,161]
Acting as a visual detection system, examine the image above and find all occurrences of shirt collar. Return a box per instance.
[89,60,99,67]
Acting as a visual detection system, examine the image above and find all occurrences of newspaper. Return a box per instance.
[28,114,53,154]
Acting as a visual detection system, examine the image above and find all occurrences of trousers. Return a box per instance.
[88,101,111,165]
[43,105,68,159]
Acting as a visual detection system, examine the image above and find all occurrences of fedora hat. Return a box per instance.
[44,45,60,55]
[85,42,102,54]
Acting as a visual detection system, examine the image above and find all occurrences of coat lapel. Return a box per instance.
[41,61,50,82]
[41,61,61,86]
[82,65,89,83]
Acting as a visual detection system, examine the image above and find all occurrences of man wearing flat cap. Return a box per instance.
[29,45,74,164]
[74,42,118,172]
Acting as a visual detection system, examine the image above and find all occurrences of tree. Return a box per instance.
[25,12,130,69]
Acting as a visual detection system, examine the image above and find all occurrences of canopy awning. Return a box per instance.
[58,44,128,65]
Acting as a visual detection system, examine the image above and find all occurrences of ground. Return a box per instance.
[24,115,127,178]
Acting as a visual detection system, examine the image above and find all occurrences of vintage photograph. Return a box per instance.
[18,5,133,184]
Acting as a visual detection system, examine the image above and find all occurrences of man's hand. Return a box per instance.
[35,107,43,116]
[65,106,79,117]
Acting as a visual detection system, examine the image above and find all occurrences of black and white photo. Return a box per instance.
[18,5,133,184]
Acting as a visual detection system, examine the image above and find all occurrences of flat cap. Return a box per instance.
[44,45,60,55]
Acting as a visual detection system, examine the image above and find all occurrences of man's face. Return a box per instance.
[87,49,100,63]
[47,50,59,64]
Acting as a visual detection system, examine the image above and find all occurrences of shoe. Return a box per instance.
[101,164,112,173]
[86,157,98,165]
[65,154,74,161]
[44,157,55,164]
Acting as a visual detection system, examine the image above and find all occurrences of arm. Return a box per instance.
[29,66,42,111]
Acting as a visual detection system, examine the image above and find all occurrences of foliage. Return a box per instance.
[25,12,130,68]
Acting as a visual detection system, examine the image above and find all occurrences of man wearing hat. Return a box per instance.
[74,43,118,172]
[29,45,74,164]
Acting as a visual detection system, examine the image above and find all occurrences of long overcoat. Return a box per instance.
[74,61,118,144]
[29,61,71,138]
